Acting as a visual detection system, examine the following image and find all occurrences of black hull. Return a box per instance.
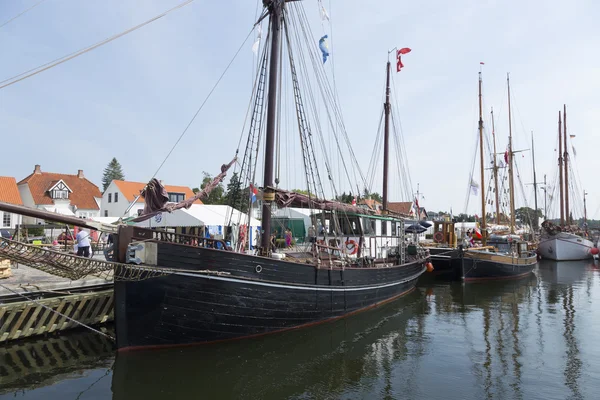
[115,242,426,351]
[461,254,537,281]
[427,247,462,280]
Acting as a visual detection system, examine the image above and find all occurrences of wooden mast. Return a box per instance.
[563,104,570,225]
[558,111,564,226]
[491,107,501,224]
[260,0,283,252]
[531,131,538,230]
[478,71,487,245]
[382,61,391,213]
[507,74,516,234]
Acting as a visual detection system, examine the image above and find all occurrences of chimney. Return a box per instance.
[77,169,84,179]
[34,164,42,174]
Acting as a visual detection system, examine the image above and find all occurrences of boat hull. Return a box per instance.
[427,247,462,280]
[461,250,537,281]
[538,233,593,261]
[115,242,426,351]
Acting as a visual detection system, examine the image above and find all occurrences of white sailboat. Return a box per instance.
[538,105,596,261]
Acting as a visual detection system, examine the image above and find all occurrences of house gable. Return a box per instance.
[0,177,23,205]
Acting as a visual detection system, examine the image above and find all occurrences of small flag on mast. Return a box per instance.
[319,35,329,63]
[396,47,411,72]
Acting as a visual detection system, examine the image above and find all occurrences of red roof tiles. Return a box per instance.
[0,177,23,205]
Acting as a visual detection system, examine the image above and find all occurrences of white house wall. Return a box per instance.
[100,182,143,218]
[18,184,38,225]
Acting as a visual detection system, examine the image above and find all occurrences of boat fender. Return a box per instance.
[345,240,358,255]
[591,247,599,256]
[255,265,262,273]
[426,262,434,273]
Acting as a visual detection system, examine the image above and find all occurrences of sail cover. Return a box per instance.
[274,188,376,215]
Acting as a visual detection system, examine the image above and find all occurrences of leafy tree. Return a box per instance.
[200,172,224,204]
[361,189,382,203]
[102,158,125,191]
[335,191,355,204]
[515,207,543,227]
[226,172,249,213]
[292,189,312,196]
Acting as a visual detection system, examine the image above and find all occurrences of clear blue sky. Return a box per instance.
[1,0,598,219]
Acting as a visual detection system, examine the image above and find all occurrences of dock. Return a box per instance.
[0,263,113,343]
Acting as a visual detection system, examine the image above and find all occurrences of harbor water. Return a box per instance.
[2,260,600,399]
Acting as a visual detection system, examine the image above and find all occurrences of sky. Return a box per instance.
[1,0,598,219]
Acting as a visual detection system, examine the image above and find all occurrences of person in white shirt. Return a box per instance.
[76,229,91,258]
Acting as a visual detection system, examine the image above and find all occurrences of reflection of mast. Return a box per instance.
[491,108,501,223]
[510,299,523,399]
[563,285,582,398]
[483,307,493,399]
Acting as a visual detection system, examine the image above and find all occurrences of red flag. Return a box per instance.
[396,48,411,72]
[352,197,357,206]
[504,150,509,164]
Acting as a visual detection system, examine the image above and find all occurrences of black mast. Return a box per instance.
[260,0,283,253]
[382,61,391,213]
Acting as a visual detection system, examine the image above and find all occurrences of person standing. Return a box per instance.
[76,228,91,258]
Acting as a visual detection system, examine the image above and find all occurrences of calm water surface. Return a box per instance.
[2,260,600,399]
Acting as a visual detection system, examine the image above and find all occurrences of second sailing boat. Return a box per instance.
[461,72,537,281]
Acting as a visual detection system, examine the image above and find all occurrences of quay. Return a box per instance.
[0,263,113,343]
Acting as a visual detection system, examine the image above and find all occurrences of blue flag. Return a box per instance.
[319,35,329,64]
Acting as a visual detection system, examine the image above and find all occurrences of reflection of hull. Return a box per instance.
[537,260,591,285]
[452,273,537,306]
[112,292,422,399]
[461,250,537,281]
[116,240,426,351]
[538,233,593,261]
[0,328,114,394]
[427,247,462,280]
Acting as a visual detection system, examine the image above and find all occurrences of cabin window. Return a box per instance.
[169,192,185,203]
[361,217,376,235]
[114,192,119,202]
[338,216,360,236]
[382,221,388,235]
[108,193,112,203]
[2,213,10,227]
[391,222,397,236]
[104,210,108,217]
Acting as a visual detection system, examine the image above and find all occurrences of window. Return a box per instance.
[391,222,397,236]
[2,212,10,227]
[168,193,185,203]
[382,220,388,235]
[362,217,376,235]
[114,192,119,202]
[108,193,112,203]
[104,210,108,217]
[51,190,69,199]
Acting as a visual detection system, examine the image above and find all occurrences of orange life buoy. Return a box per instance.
[345,239,358,255]
[433,231,444,243]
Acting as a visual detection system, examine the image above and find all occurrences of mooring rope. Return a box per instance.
[0,283,115,342]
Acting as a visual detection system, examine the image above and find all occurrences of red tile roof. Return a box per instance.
[18,170,101,210]
[112,180,202,204]
[0,177,23,205]
[388,201,413,216]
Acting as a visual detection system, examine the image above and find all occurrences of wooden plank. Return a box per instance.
[0,307,20,341]
[89,294,108,323]
[32,306,54,336]
[61,298,88,330]
[19,303,45,339]
[9,304,34,340]
[47,299,70,333]
[97,292,114,324]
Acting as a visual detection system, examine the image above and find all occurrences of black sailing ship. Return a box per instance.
[460,71,537,281]
[0,0,429,352]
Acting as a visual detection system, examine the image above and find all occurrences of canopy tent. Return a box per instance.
[132,204,261,247]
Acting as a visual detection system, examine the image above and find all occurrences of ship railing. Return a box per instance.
[131,227,230,250]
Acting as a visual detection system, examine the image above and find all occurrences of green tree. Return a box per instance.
[200,172,224,204]
[226,173,249,213]
[102,158,125,191]
[361,189,382,203]
[335,191,355,204]
[515,207,543,227]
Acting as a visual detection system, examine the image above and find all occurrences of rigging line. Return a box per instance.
[0,282,115,341]
[122,26,255,217]
[0,0,197,90]
[0,0,47,29]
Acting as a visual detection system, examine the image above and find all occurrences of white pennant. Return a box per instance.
[252,24,262,55]
[318,0,330,21]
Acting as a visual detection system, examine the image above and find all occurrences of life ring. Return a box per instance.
[433,231,444,243]
[345,239,358,255]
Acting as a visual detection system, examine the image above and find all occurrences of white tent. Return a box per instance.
[133,204,261,246]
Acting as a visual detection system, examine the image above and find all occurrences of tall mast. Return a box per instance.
[478,71,487,245]
[382,61,391,213]
[491,108,500,224]
[260,0,283,252]
[583,190,588,234]
[543,174,547,219]
[558,111,564,227]
[563,104,570,225]
[507,74,516,234]
[531,131,538,230]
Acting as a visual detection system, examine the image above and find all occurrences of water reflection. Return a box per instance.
[1,260,600,399]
